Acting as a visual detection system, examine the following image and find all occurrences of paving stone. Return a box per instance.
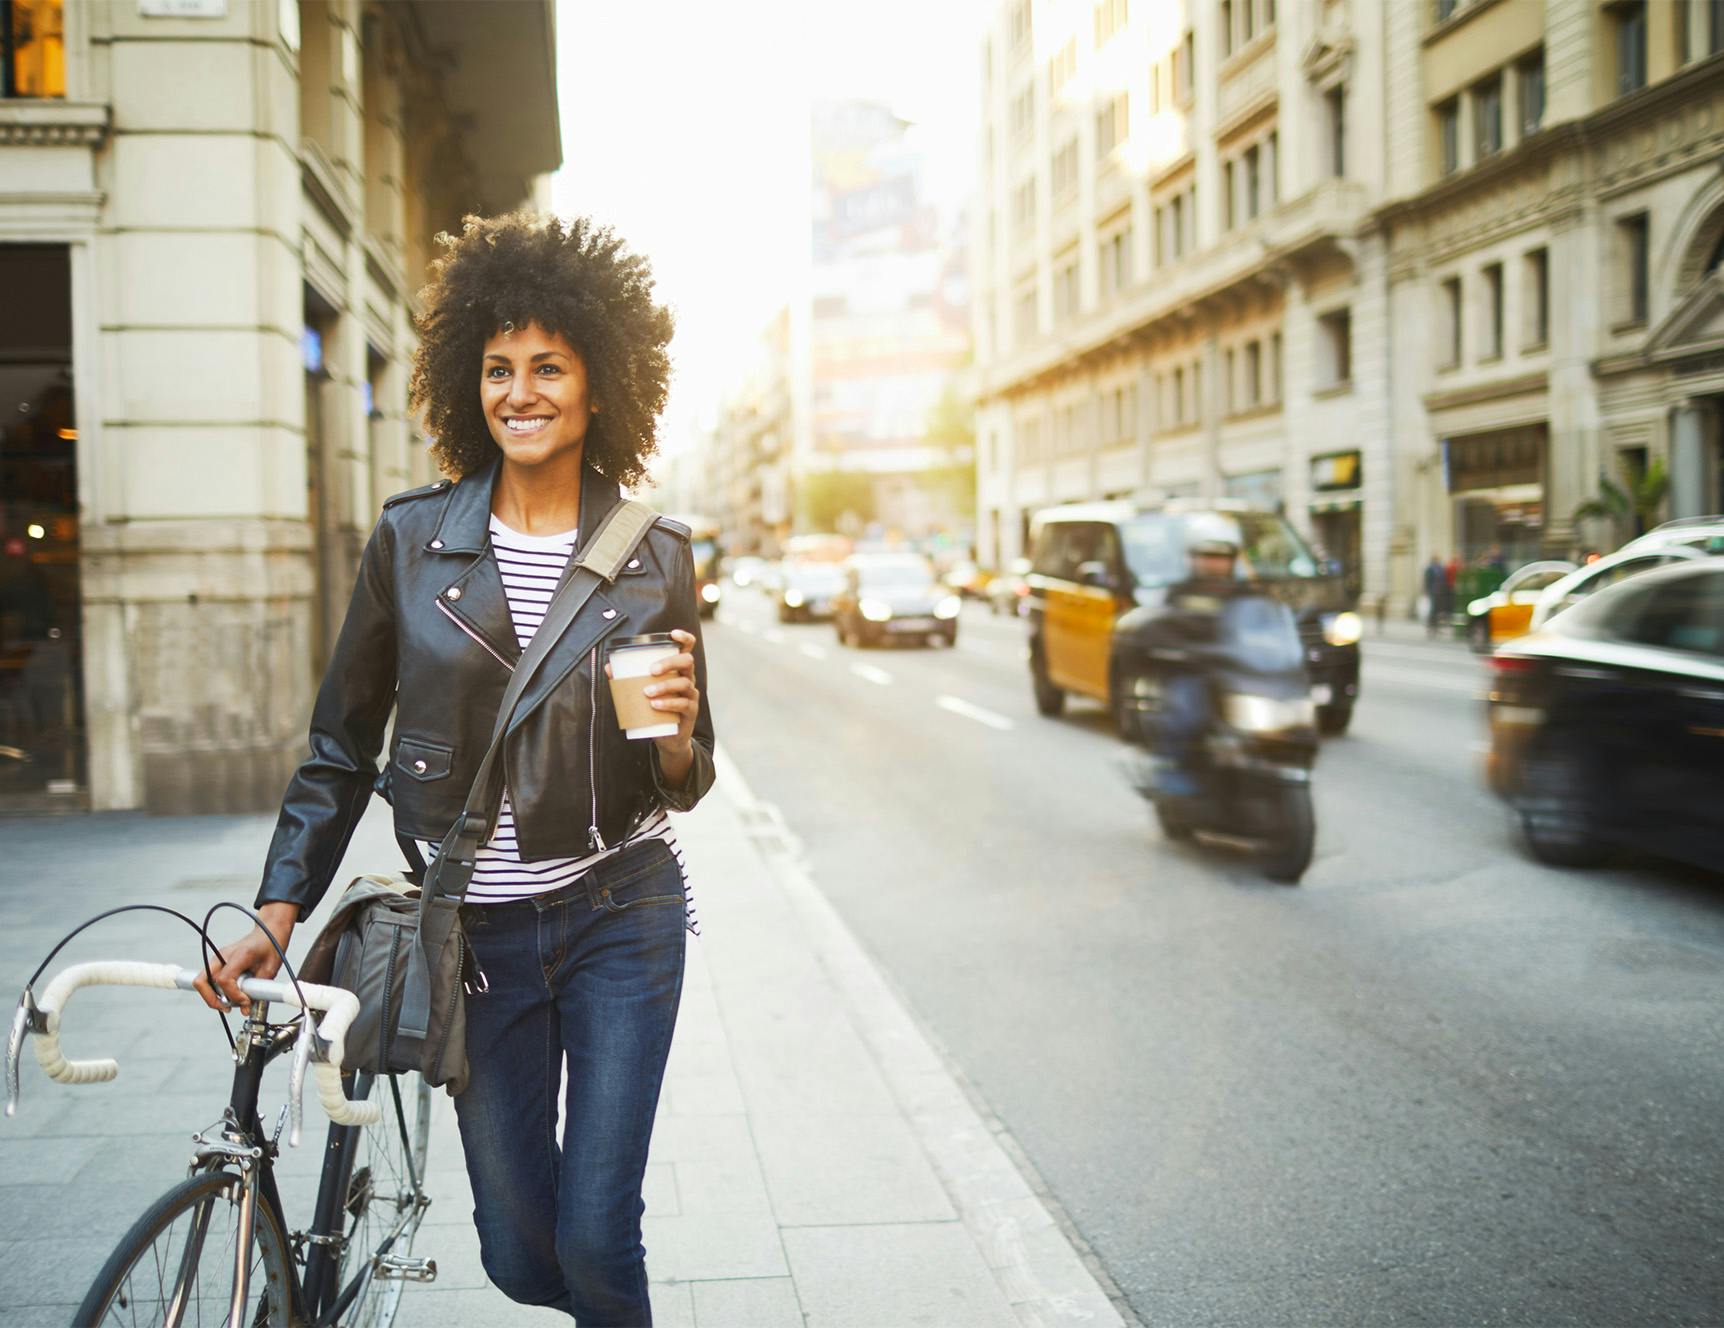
[689,1274,804,1327]
[783,1222,1020,1328]
[669,1151,775,1218]
[640,1210,788,1282]
[754,1112,956,1226]
[643,1159,681,1217]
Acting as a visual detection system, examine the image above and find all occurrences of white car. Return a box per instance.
[1528,544,1707,631]
[1621,516,1724,557]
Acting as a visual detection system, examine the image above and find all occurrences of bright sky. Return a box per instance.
[550,0,989,457]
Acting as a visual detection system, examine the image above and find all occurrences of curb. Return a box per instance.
[713,747,1139,1327]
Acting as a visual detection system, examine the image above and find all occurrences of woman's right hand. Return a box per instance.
[193,902,300,1013]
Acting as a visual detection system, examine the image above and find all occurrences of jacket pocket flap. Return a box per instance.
[397,738,453,782]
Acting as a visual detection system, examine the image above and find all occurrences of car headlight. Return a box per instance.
[1222,692,1316,733]
[701,583,721,603]
[1323,611,1363,647]
[784,589,804,607]
[934,596,962,619]
[860,598,893,622]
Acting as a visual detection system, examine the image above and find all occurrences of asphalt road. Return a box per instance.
[703,583,1724,1327]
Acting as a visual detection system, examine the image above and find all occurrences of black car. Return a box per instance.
[833,553,962,648]
[1486,559,1724,873]
[776,559,845,623]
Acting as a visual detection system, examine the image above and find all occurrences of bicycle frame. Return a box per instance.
[201,1001,404,1326]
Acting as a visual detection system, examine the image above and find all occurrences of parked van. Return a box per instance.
[1026,499,1363,735]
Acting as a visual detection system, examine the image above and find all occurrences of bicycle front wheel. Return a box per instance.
[332,1072,434,1328]
[76,1169,296,1326]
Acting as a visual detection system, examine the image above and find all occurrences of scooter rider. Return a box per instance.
[1138,519,1252,798]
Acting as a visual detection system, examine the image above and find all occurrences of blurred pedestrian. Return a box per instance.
[1423,555,1449,637]
[197,212,714,1325]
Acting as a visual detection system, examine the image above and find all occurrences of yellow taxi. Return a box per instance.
[1464,560,1575,652]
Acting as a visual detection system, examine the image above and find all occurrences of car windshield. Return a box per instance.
[1118,512,1322,586]
[785,561,843,590]
[1506,566,1571,595]
[857,560,934,588]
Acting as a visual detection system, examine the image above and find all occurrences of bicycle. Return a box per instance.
[7,931,438,1327]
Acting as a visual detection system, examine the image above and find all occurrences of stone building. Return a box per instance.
[971,0,1724,609]
[0,0,559,813]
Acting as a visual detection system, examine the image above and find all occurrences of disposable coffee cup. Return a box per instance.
[607,633,680,740]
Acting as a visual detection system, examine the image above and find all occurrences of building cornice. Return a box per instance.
[1422,370,1548,414]
[0,100,109,147]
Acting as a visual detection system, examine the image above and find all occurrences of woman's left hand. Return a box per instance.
[642,629,700,779]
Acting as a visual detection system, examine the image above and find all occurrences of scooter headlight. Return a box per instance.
[1322,611,1363,647]
[1222,692,1316,733]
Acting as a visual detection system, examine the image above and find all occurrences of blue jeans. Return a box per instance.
[453,837,687,1325]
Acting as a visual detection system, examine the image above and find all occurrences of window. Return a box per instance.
[1441,277,1462,366]
[1318,308,1352,387]
[1224,348,1237,412]
[1224,159,1237,230]
[1011,85,1035,140]
[3,0,65,97]
[1153,205,1164,265]
[1150,63,1161,114]
[1172,367,1186,424]
[1048,39,1077,99]
[1524,247,1549,348]
[1221,0,1234,58]
[1473,74,1502,159]
[1094,0,1128,48]
[1327,85,1347,177]
[1096,93,1128,156]
[1015,288,1038,343]
[1518,50,1545,135]
[1244,144,1261,221]
[1051,137,1079,198]
[1269,331,1282,401]
[1620,212,1650,324]
[1053,259,1081,321]
[1609,573,1724,657]
[1177,29,1194,104]
[1482,263,1503,359]
[1010,0,1030,52]
[1435,0,1459,20]
[1170,193,1185,258]
[1711,0,1724,56]
[1013,179,1036,238]
[1100,226,1133,296]
[1241,0,1255,43]
[1245,341,1261,407]
[1614,2,1647,96]
[1437,98,1460,175]
[1266,130,1279,204]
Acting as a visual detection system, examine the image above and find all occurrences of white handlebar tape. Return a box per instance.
[30,962,380,1128]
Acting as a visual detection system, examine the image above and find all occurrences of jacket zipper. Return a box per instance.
[437,599,514,671]
[588,645,605,851]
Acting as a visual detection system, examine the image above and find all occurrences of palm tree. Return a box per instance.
[1574,454,1669,541]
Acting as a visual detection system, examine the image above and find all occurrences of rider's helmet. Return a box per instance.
[1183,513,1241,561]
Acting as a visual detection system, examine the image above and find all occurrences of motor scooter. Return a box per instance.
[1120,594,1319,883]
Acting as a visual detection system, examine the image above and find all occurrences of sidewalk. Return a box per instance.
[0,755,1128,1328]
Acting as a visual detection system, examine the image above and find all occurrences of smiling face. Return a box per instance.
[479,322,592,467]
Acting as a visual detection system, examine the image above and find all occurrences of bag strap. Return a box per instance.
[396,497,658,1040]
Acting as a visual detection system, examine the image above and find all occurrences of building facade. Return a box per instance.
[0,0,559,814]
[972,0,1724,609]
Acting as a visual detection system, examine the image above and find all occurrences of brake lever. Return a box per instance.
[287,1013,315,1148]
[6,988,47,1119]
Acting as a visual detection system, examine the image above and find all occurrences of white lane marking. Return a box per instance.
[935,695,1015,731]
[763,628,786,645]
[799,643,829,661]
[1365,664,1482,695]
[850,663,893,686]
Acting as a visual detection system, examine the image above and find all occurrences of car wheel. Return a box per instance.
[1154,798,1193,842]
[1516,739,1608,868]
[1468,614,1491,653]
[1257,786,1315,884]
[1031,641,1066,717]
[1316,702,1353,737]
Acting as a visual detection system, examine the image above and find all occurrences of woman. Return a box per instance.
[195,212,715,1325]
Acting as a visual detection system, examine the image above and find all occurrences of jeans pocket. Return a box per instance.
[595,842,683,913]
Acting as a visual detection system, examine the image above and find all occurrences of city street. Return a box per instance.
[705,584,1724,1327]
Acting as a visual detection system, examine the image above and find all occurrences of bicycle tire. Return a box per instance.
[330,1072,434,1328]
[76,1169,296,1326]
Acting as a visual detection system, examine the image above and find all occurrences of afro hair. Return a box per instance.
[409,211,674,488]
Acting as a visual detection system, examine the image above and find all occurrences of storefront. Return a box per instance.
[1442,425,1547,569]
[0,244,81,807]
[1308,450,1362,598]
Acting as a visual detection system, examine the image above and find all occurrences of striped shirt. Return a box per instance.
[422,515,698,933]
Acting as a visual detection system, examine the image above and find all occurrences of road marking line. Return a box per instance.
[763,628,785,645]
[799,643,828,661]
[850,663,893,686]
[935,695,1015,731]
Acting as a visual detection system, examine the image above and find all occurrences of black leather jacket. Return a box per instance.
[256,456,717,916]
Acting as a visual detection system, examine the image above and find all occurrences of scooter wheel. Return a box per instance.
[1154,799,1194,843]
[1258,786,1315,883]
